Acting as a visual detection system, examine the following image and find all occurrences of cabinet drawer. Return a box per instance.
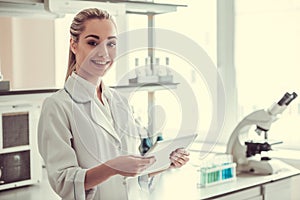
[216,187,261,200]
[263,178,293,200]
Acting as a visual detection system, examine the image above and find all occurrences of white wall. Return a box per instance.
[0,17,56,90]
[0,17,13,83]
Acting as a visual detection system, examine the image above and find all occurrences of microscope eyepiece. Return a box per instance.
[277,92,297,106]
[286,92,297,105]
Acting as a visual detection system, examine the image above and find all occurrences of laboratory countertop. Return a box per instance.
[0,88,59,103]
[0,88,59,96]
[149,157,300,200]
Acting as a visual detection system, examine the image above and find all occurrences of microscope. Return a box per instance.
[226,92,297,175]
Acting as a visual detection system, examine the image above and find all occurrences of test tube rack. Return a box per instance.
[199,162,236,187]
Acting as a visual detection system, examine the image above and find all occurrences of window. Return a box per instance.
[235,0,300,150]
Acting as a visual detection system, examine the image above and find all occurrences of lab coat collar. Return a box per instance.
[64,72,96,104]
[64,73,121,143]
[64,72,112,103]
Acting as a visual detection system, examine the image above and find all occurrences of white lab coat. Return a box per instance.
[38,73,150,200]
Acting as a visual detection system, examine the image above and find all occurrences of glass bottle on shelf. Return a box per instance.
[135,58,145,78]
[145,56,152,76]
[165,57,172,76]
[157,57,173,83]
[153,57,160,76]
[158,57,167,77]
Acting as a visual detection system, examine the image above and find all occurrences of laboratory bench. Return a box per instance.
[150,155,300,200]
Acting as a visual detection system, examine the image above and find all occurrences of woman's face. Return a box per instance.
[71,18,117,79]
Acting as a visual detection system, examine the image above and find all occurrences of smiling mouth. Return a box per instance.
[91,60,110,65]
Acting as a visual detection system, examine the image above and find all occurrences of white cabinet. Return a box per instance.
[216,187,262,200]
[291,175,300,199]
[0,90,55,191]
[217,175,300,200]
[263,175,300,200]
[0,101,42,190]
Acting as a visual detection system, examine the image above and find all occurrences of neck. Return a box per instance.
[76,70,102,86]
[97,82,104,104]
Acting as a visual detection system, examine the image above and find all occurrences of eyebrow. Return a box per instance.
[108,36,117,40]
[84,35,117,40]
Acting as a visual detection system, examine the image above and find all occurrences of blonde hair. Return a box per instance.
[65,8,116,81]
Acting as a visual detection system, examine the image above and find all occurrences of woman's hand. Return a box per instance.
[169,148,190,169]
[106,155,156,177]
[148,148,190,178]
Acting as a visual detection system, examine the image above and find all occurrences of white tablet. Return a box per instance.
[143,133,198,174]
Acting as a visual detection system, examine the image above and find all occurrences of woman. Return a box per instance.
[38,8,189,200]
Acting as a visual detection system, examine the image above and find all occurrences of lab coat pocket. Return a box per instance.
[126,177,150,200]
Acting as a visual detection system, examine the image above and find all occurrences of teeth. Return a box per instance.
[92,60,109,65]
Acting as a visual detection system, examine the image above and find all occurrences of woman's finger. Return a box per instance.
[174,148,190,156]
[170,155,190,167]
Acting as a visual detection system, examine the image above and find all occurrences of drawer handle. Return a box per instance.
[12,104,32,108]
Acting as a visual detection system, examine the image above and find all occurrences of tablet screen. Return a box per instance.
[143,133,198,174]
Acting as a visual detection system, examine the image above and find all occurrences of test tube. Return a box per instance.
[200,168,207,186]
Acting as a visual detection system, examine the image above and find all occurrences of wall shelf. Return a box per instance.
[0,0,185,16]
[111,82,179,92]
[102,1,187,15]
[44,0,186,15]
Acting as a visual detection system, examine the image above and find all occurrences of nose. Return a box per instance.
[96,42,109,58]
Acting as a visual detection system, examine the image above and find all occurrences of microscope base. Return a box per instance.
[237,159,287,175]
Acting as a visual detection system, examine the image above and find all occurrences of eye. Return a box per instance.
[87,41,98,46]
[107,41,116,48]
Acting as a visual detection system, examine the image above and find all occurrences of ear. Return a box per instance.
[70,38,77,54]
